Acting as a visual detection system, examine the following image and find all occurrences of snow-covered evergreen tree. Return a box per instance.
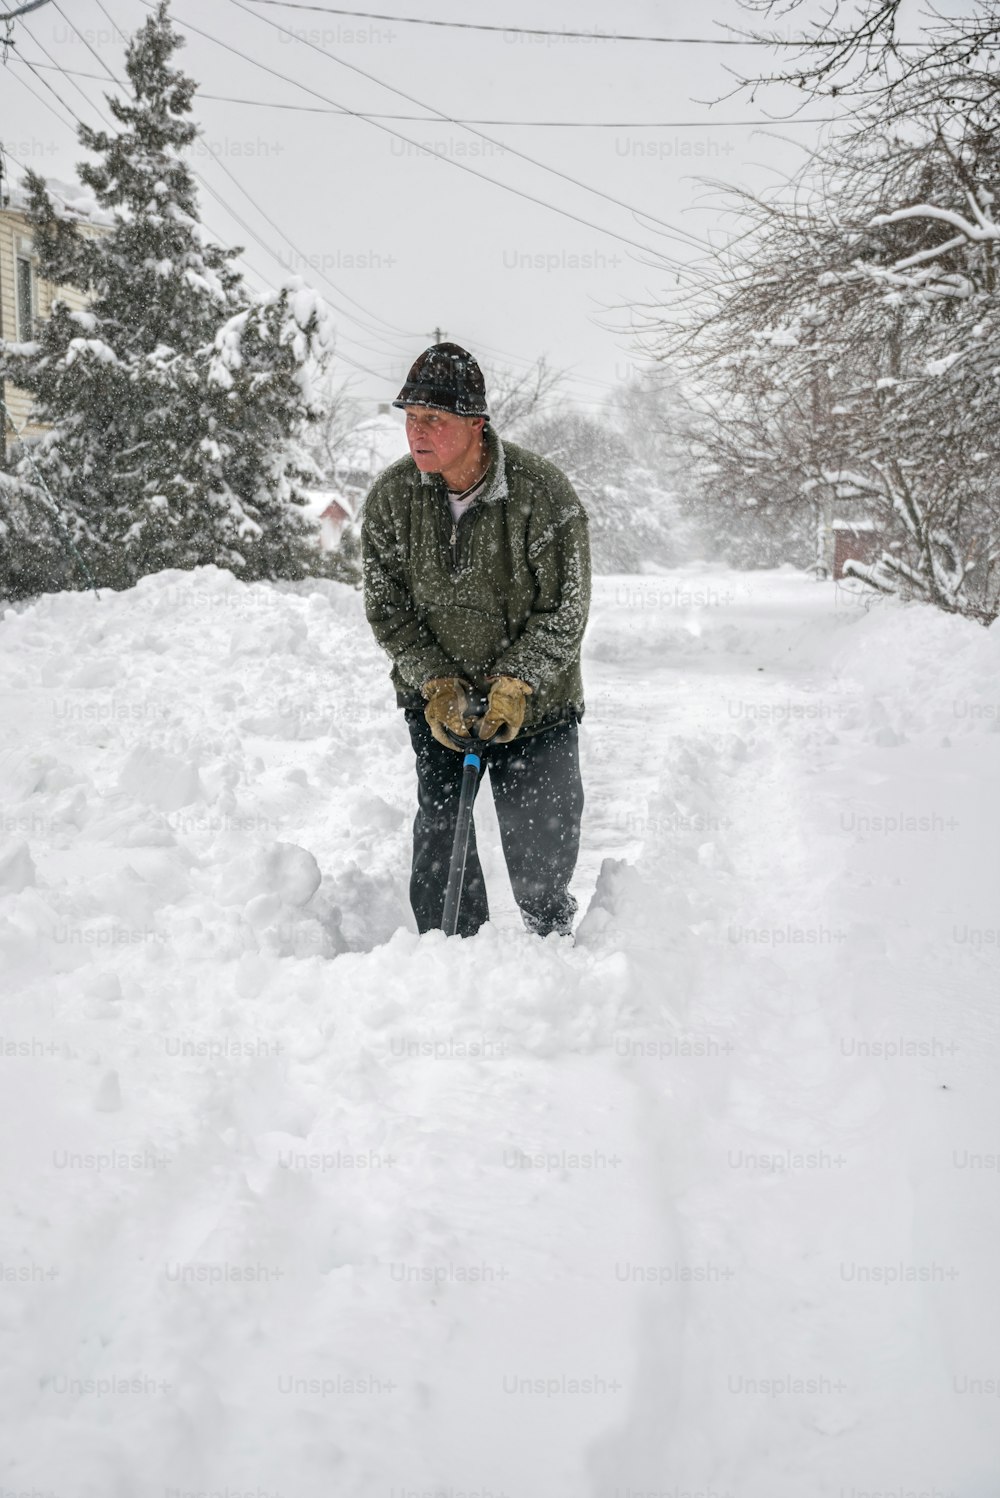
[0,1,332,597]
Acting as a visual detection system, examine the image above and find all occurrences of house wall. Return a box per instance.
[833,526,881,581]
[0,204,103,438]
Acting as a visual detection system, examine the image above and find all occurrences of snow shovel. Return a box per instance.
[440,691,496,936]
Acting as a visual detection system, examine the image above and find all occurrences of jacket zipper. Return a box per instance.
[449,504,479,574]
[444,465,490,573]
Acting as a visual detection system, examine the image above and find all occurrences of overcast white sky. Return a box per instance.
[3,0,855,420]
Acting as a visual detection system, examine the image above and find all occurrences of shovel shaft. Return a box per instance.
[440,744,483,936]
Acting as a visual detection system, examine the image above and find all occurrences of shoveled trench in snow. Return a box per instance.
[0,565,998,1497]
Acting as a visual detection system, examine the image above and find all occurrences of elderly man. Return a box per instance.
[361,342,591,939]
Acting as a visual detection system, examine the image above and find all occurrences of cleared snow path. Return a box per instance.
[1,565,998,1496]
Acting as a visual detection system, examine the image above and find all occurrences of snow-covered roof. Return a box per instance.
[335,413,408,479]
[3,176,115,229]
[300,488,353,521]
[832,519,878,532]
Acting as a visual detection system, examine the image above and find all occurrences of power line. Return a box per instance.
[231,0,714,256]
[239,1,925,48]
[7,23,98,132]
[46,0,127,122]
[89,0,124,37]
[205,106,839,129]
[50,0,126,96]
[4,18,520,392]
[188,171,404,372]
[12,3,698,400]
[199,157,416,362]
[4,48,79,132]
[162,5,706,385]
[7,22,405,378]
[2,64,631,412]
[138,0,703,277]
[105,0,425,355]
[0,66,672,397]
[75,0,427,360]
[7,31,102,134]
[3,63,842,126]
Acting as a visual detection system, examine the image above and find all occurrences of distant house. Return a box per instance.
[319,495,353,542]
[0,176,114,460]
[832,518,881,581]
[814,495,882,580]
[300,489,355,552]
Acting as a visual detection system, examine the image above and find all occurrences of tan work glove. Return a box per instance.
[422,676,471,751]
[479,675,533,743]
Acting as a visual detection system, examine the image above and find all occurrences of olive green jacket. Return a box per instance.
[361,426,591,736]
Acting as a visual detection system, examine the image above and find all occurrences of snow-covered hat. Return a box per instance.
[392,343,489,419]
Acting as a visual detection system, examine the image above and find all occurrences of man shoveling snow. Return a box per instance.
[361,342,591,938]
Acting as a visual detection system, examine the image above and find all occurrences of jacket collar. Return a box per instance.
[418,425,508,506]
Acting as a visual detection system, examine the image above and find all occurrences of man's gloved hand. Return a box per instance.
[422,676,472,751]
[479,675,533,743]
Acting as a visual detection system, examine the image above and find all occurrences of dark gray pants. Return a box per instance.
[405,712,584,938]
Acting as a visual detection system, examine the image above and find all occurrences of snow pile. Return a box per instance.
[1,566,997,1496]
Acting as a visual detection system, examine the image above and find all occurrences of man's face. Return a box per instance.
[404,406,484,475]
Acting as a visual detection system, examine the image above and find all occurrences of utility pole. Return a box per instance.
[428,327,447,344]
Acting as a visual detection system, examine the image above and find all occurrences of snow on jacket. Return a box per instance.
[361,425,591,737]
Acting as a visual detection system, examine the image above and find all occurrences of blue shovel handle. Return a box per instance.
[439,716,498,935]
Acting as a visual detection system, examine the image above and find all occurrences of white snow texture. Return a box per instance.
[0,564,998,1497]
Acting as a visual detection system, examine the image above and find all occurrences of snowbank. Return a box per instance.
[1,565,997,1496]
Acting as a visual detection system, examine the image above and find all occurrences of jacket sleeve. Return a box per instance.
[361,480,458,690]
[490,475,591,690]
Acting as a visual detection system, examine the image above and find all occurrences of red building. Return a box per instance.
[832,519,881,581]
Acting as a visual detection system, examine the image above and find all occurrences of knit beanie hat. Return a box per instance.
[392,342,489,418]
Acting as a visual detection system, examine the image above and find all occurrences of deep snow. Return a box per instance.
[1,564,998,1497]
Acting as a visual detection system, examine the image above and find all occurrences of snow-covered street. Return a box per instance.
[2,565,998,1496]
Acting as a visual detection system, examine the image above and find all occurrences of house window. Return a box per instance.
[15,255,36,340]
